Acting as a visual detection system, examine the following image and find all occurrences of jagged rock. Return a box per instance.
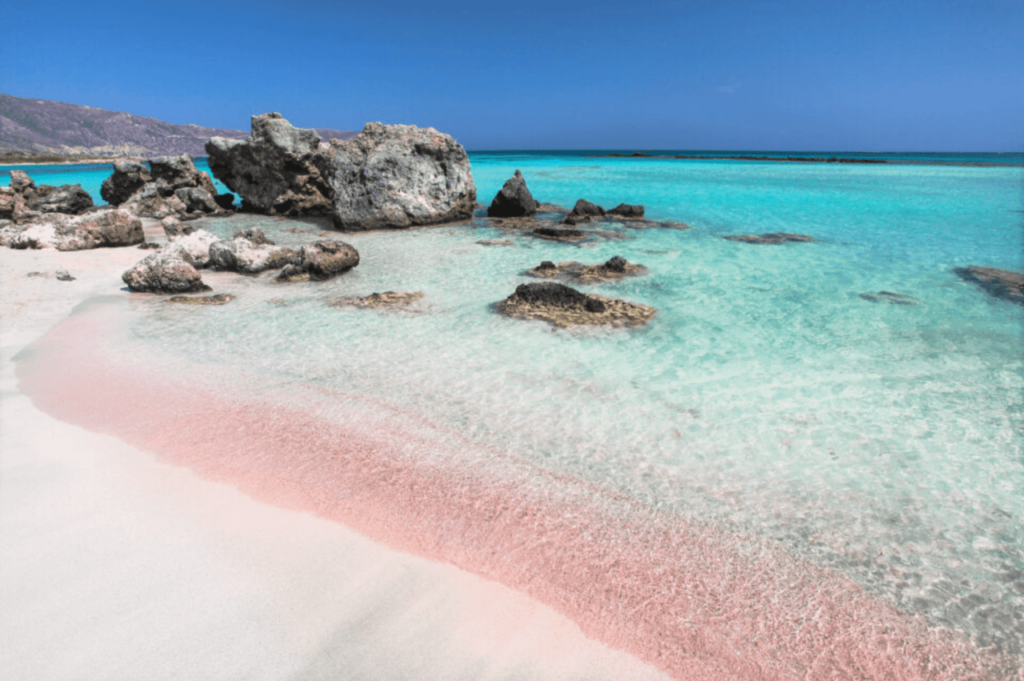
[723,233,815,244]
[953,266,1024,305]
[487,170,539,217]
[568,199,605,218]
[150,154,218,197]
[526,256,648,283]
[607,203,644,218]
[25,183,93,215]
[275,239,360,282]
[122,251,211,293]
[100,160,151,204]
[206,113,476,230]
[175,187,219,214]
[859,291,919,305]
[0,208,143,250]
[163,229,220,268]
[497,282,656,328]
[209,233,299,274]
[9,170,34,193]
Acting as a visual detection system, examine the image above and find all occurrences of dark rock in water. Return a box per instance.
[55,269,75,281]
[301,240,360,279]
[537,260,557,271]
[607,203,645,218]
[526,256,648,284]
[568,199,605,218]
[953,266,1024,305]
[497,282,656,328]
[562,213,592,226]
[101,161,151,205]
[166,293,235,305]
[207,113,476,230]
[26,183,94,215]
[724,232,815,244]
[476,239,514,247]
[534,226,586,241]
[860,291,919,305]
[233,228,272,245]
[122,251,211,293]
[138,242,162,250]
[487,169,539,217]
[604,255,628,272]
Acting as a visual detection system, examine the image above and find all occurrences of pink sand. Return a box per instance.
[17,305,1000,681]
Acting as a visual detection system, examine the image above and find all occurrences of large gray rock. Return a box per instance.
[0,208,143,250]
[100,160,151,205]
[206,113,476,230]
[487,169,538,217]
[208,229,299,274]
[122,251,211,293]
[101,154,226,219]
[276,239,360,282]
[163,228,220,268]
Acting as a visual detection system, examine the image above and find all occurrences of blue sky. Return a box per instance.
[1,0,1021,151]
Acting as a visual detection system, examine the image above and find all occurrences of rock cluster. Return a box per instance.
[1,170,93,223]
[497,282,656,328]
[206,113,476,230]
[101,155,234,220]
[0,207,143,250]
[526,255,647,283]
[487,170,539,217]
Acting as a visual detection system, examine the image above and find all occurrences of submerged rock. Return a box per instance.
[527,255,648,283]
[860,291,919,305]
[953,266,1024,305]
[476,239,515,247]
[122,251,211,294]
[533,226,587,241]
[723,232,815,244]
[487,170,539,217]
[328,291,424,310]
[497,282,655,328]
[207,113,476,230]
[166,293,236,305]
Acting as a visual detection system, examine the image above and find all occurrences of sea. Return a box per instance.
[5,151,1024,679]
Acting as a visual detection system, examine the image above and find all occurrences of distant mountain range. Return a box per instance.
[0,93,356,160]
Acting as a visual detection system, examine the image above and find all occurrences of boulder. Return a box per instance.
[209,233,299,274]
[607,203,644,218]
[100,160,151,205]
[175,187,219,214]
[0,187,20,220]
[276,240,360,282]
[0,208,143,250]
[122,251,211,294]
[568,199,605,218]
[206,113,476,230]
[163,229,220,268]
[487,169,539,217]
[150,154,218,197]
[25,183,94,215]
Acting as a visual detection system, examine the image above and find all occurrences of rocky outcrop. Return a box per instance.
[206,113,476,230]
[2,170,94,222]
[101,154,231,219]
[163,228,220,268]
[276,239,360,282]
[723,232,815,244]
[487,170,539,217]
[953,266,1024,305]
[568,199,605,218]
[208,228,300,274]
[122,251,211,293]
[526,255,647,283]
[0,208,143,250]
[497,282,655,328]
[608,203,644,218]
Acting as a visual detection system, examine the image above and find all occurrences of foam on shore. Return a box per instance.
[12,296,1000,680]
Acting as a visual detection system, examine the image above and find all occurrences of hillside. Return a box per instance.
[0,93,356,160]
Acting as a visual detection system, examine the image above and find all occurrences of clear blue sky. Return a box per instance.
[1,0,1021,151]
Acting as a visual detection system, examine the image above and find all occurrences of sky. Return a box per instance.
[0,0,1021,151]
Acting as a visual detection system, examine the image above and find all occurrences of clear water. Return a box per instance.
[10,155,1024,666]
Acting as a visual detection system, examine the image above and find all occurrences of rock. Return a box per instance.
[161,215,187,238]
[9,170,34,193]
[603,255,628,273]
[497,282,656,328]
[0,188,19,220]
[214,193,235,210]
[476,239,514,247]
[568,199,605,218]
[55,269,75,281]
[150,154,218,197]
[953,266,1024,305]
[209,234,299,274]
[233,227,272,245]
[533,226,586,241]
[526,256,648,284]
[175,187,219,214]
[163,229,220,268]
[0,208,143,250]
[859,291,919,305]
[487,170,539,217]
[25,183,94,215]
[562,213,592,226]
[723,232,815,244]
[122,251,211,294]
[607,203,644,218]
[300,240,360,279]
[537,260,557,271]
[328,291,424,310]
[100,160,151,205]
[138,242,162,249]
[275,263,309,283]
[207,113,477,230]
[166,293,235,305]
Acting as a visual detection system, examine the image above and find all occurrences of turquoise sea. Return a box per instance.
[6,152,1024,676]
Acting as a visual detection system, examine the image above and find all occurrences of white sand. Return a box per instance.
[0,241,672,681]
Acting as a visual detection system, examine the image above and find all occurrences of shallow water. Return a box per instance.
[11,154,1024,677]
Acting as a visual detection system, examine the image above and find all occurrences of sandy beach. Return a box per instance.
[0,237,675,681]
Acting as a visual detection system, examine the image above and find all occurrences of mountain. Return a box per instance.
[0,93,356,160]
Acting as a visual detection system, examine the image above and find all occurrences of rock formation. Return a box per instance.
[101,155,232,219]
[568,199,605,218]
[497,282,655,328]
[1,170,93,223]
[122,251,211,293]
[206,113,476,230]
[208,228,300,274]
[953,266,1024,305]
[487,170,539,217]
[0,208,143,250]
[607,203,644,218]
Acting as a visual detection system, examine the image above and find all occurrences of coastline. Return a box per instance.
[0,241,674,681]
[0,157,136,168]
